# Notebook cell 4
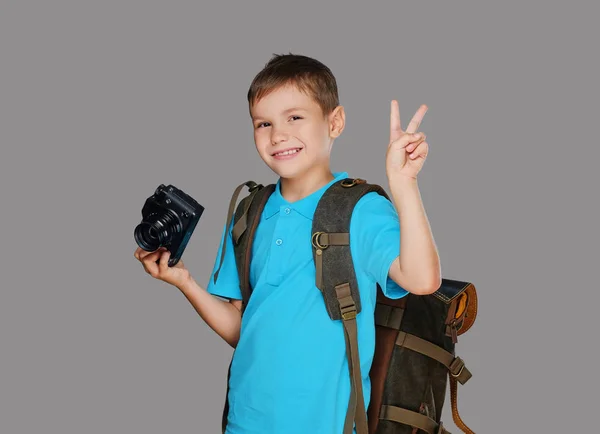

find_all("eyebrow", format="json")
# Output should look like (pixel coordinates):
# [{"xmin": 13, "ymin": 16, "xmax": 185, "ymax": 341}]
[
  {"xmin": 282, "ymin": 107, "xmax": 307, "ymax": 114},
  {"xmin": 252, "ymin": 107, "xmax": 307, "ymax": 121}
]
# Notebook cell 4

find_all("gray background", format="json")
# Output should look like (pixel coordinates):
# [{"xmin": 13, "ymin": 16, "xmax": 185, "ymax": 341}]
[{"xmin": 1, "ymin": 1, "xmax": 597, "ymax": 433}]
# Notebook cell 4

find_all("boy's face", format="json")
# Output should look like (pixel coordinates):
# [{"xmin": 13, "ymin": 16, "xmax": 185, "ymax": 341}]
[{"xmin": 249, "ymin": 83, "xmax": 344, "ymax": 179}]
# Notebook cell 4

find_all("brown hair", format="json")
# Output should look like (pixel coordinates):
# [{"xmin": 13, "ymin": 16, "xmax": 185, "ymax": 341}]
[{"xmin": 247, "ymin": 53, "xmax": 339, "ymax": 118}]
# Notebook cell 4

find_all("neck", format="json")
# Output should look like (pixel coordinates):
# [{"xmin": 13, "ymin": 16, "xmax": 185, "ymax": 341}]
[{"xmin": 279, "ymin": 166, "xmax": 335, "ymax": 202}]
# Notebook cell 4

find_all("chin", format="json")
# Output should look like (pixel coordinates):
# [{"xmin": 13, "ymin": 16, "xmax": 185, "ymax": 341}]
[
  {"xmin": 270, "ymin": 166, "xmax": 299, "ymax": 179},
  {"xmin": 267, "ymin": 162, "xmax": 305, "ymax": 180}
]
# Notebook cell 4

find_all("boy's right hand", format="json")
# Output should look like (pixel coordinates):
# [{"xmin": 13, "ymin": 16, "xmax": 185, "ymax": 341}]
[{"xmin": 134, "ymin": 246, "xmax": 192, "ymax": 289}]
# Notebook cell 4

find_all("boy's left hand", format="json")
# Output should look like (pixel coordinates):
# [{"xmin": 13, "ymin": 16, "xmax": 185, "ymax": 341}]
[{"xmin": 386, "ymin": 100, "xmax": 429, "ymax": 180}]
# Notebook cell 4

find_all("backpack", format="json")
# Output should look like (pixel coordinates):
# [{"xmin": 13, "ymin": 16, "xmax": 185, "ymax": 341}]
[{"xmin": 214, "ymin": 177, "xmax": 478, "ymax": 434}]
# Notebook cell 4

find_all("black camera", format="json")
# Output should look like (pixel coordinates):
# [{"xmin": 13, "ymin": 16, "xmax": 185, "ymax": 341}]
[{"xmin": 134, "ymin": 184, "xmax": 204, "ymax": 267}]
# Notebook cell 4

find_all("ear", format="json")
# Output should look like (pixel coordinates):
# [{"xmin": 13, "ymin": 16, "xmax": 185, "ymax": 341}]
[{"xmin": 329, "ymin": 105, "xmax": 345, "ymax": 138}]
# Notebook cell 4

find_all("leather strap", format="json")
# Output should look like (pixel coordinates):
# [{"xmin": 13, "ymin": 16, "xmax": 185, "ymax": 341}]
[
  {"xmin": 374, "ymin": 303, "xmax": 405, "ymax": 330},
  {"xmin": 379, "ymin": 405, "xmax": 445, "ymax": 434},
  {"xmin": 313, "ymin": 231, "xmax": 349, "ymax": 291},
  {"xmin": 395, "ymin": 331, "xmax": 472, "ymax": 385},
  {"xmin": 232, "ymin": 186, "xmax": 261, "ymax": 244},
  {"xmin": 395, "ymin": 331, "xmax": 476, "ymax": 433},
  {"xmin": 213, "ymin": 181, "xmax": 260, "ymax": 283},
  {"xmin": 315, "ymin": 247, "xmax": 323, "ymax": 289},
  {"xmin": 450, "ymin": 374, "xmax": 476, "ymax": 433},
  {"xmin": 314, "ymin": 232, "xmax": 349, "ymax": 246},
  {"xmin": 335, "ymin": 283, "xmax": 368, "ymax": 434}
]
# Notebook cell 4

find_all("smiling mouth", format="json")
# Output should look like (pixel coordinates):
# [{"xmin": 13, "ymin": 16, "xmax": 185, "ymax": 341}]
[{"xmin": 272, "ymin": 148, "xmax": 302, "ymax": 157}]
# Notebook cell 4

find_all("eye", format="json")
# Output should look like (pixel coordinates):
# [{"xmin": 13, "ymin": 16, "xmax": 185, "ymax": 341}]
[
  {"xmin": 256, "ymin": 122, "xmax": 270, "ymax": 129},
  {"xmin": 290, "ymin": 116, "xmax": 302, "ymax": 121}
]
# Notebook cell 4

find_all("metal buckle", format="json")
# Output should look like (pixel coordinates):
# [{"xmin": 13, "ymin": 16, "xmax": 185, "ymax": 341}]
[
  {"xmin": 312, "ymin": 231, "xmax": 329, "ymax": 249},
  {"xmin": 340, "ymin": 178, "xmax": 366, "ymax": 188},
  {"xmin": 342, "ymin": 310, "xmax": 357, "ymax": 320}
]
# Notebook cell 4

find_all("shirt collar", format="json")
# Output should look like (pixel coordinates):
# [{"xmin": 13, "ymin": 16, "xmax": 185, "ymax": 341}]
[{"xmin": 262, "ymin": 171, "xmax": 349, "ymax": 220}]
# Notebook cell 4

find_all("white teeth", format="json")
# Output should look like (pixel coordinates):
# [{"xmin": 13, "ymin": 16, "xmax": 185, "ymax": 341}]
[{"xmin": 275, "ymin": 148, "xmax": 300, "ymax": 156}]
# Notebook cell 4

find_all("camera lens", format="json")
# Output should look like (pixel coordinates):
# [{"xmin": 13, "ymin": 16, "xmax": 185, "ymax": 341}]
[
  {"xmin": 134, "ymin": 209, "xmax": 182, "ymax": 251},
  {"xmin": 134, "ymin": 222, "xmax": 160, "ymax": 251},
  {"xmin": 148, "ymin": 227, "xmax": 158, "ymax": 240}
]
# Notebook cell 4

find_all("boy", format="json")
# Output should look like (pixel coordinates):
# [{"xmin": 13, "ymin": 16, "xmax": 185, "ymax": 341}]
[{"xmin": 134, "ymin": 53, "xmax": 441, "ymax": 433}]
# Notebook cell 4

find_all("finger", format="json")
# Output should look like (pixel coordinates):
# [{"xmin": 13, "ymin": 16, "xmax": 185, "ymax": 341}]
[
  {"xmin": 142, "ymin": 250, "xmax": 163, "ymax": 269},
  {"xmin": 406, "ymin": 133, "xmax": 426, "ymax": 152},
  {"xmin": 158, "ymin": 249, "xmax": 171, "ymax": 274},
  {"xmin": 137, "ymin": 249, "xmax": 150, "ymax": 260},
  {"xmin": 143, "ymin": 252, "xmax": 161, "ymax": 276},
  {"xmin": 405, "ymin": 104, "xmax": 428, "ymax": 134},
  {"xmin": 392, "ymin": 132, "xmax": 424, "ymax": 150},
  {"xmin": 138, "ymin": 246, "xmax": 167, "ymax": 261},
  {"xmin": 409, "ymin": 141, "xmax": 429, "ymax": 159},
  {"xmin": 390, "ymin": 100, "xmax": 404, "ymax": 143},
  {"xmin": 138, "ymin": 248, "xmax": 158, "ymax": 261},
  {"xmin": 134, "ymin": 246, "xmax": 158, "ymax": 258},
  {"xmin": 148, "ymin": 249, "xmax": 165, "ymax": 267}
]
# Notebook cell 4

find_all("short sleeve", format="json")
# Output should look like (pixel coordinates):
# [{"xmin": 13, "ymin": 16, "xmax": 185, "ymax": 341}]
[
  {"xmin": 350, "ymin": 192, "xmax": 408, "ymax": 299},
  {"xmin": 206, "ymin": 216, "xmax": 242, "ymax": 300}
]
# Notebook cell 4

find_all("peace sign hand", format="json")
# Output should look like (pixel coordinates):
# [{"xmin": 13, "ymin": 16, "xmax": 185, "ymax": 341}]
[{"xmin": 385, "ymin": 100, "xmax": 429, "ymax": 181}]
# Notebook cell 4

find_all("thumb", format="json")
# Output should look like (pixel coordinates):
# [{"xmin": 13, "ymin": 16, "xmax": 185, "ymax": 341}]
[{"xmin": 158, "ymin": 248, "xmax": 171, "ymax": 273}]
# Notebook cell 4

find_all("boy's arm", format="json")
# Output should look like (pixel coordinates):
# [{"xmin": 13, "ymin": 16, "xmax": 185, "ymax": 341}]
[
  {"xmin": 176, "ymin": 276, "xmax": 242, "ymax": 348},
  {"xmin": 351, "ymin": 190, "xmax": 438, "ymax": 298},
  {"xmin": 176, "ymin": 213, "xmax": 244, "ymax": 348},
  {"xmin": 388, "ymin": 176, "xmax": 441, "ymax": 295},
  {"xmin": 385, "ymin": 101, "xmax": 440, "ymax": 294}
]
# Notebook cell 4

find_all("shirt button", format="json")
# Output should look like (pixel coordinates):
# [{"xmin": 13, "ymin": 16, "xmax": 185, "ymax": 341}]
[
  {"xmin": 284, "ymin": 208, "xmax": 291, "ymax": 214},
  {"xmin": 275, "ymin": 238, "xmax": 283, "ymax": 246}
]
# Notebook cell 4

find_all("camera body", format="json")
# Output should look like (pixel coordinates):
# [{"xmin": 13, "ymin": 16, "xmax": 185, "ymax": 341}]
[{"xmin": 134, "ymin": 184, "xmax": 204, "ymax": 267}]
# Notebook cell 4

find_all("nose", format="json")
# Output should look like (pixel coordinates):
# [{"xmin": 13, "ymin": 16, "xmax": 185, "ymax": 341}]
[{"xmin": 270, "ymin": 125, "xmax": 289, "ymax": 145}]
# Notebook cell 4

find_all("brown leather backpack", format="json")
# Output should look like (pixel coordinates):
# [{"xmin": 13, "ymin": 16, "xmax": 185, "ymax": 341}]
[{"xmin": 215, "ymin": 177, "xmax": 478, "ymax": 434}]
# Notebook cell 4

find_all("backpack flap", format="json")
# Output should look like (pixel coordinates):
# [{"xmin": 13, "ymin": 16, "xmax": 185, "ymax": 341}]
[{"xmin": 433, "ymin": 279, "xmax": 478, "ymax": 344}]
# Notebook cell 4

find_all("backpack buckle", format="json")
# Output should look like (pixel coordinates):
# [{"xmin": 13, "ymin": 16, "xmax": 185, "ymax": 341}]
[
  {"xmin": 342, "ymin": 309, "xmax": 357, "ymax": 320},
  {"xmin": 247, "ymin": 181, "xmax": 263, "ymax": 193},
  {"xmin": 341, "ymin": 178, "xmax": 366, "ymax": 187},
  {"xmin": 449, "ymin": 356, "xmax": 465, "ymax": 378},
  {"xmin": 312, "ymin": 231, "xmax": 329, "ymax": 249}
]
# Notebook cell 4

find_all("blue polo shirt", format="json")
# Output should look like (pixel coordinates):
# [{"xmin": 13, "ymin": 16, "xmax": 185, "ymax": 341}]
[{"xmin": 206, "ymin": 171, "xmax": 408, "ymax": 434}]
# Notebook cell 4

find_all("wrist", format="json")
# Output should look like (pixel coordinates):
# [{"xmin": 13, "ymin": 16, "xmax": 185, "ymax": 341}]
[
  {"xmin": 388, "ymin": 174, "xmax": 418, "ymax": 189},
  {"xmin": 388, "ymin": 175, "xmax": 420, "ymax": 207},
  {"xmin": 177, "ymin": 274, "xmax": 197, "ymax": 293}
]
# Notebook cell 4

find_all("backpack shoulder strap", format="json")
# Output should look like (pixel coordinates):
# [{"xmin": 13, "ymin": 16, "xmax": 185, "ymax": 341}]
[
  {"xmin": 217, "ymin": 181, "xmax": 274, "ymax": 434},
  {"xmin": 232, "ymin": 182, "xmax": 275, "ymax": 310},
  {"xmin": 311, "ymin": 177, "xmax": 388, "ymax": 320},
  {"xmin": 213, "ymin": 180, "xmax": 275, "ymax": 311},
  {"xmin": 311, "ymin": 176, "xmax": 388, "ymax": 434}
]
